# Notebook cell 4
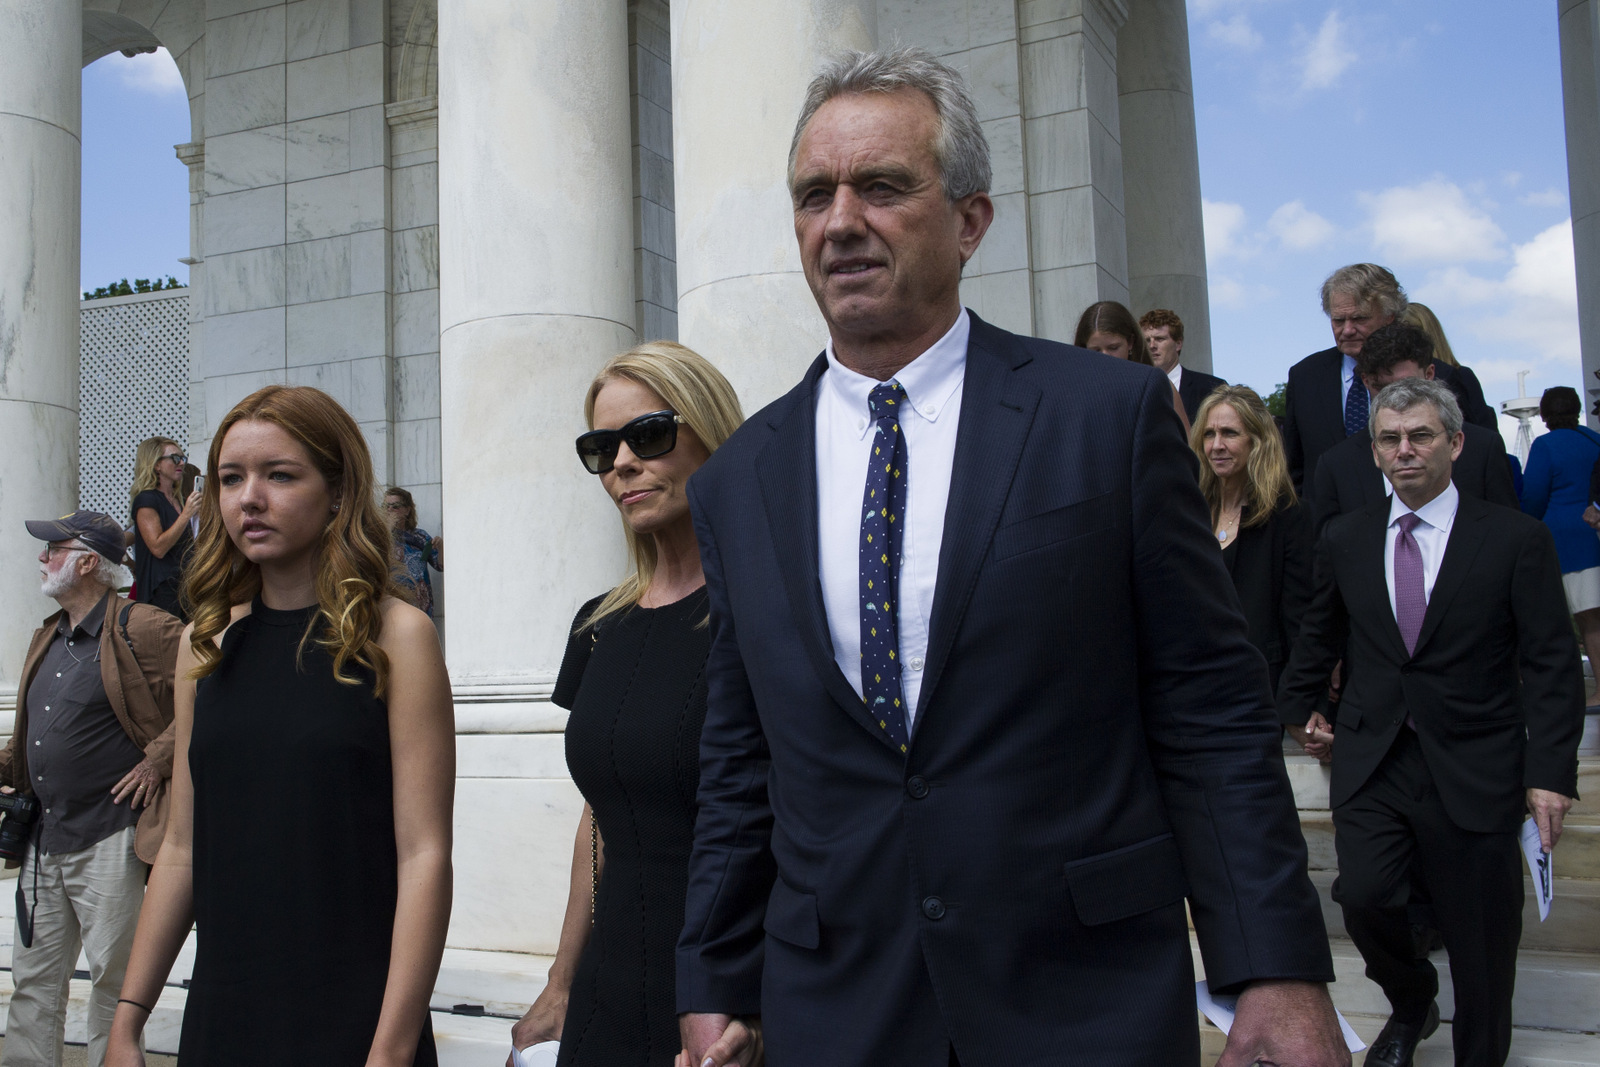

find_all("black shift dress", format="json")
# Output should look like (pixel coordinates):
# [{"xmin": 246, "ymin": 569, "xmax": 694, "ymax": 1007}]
[
  {"xmin": 182, "ymin": 599, "xmax": 437, "ymax": 1066},
  {"xmin": 553, "ymin": 588, "xmax": 709, "ymax": 1067}
]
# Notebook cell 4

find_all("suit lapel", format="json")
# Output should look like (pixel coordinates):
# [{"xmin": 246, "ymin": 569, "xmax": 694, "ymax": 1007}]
[
  {"xmin": 1318, "ymin": 349, "xmax": 1347, "ymax": 436},
  {"xmin": 755, "ymin": 356, "xmax": 904, "ymax": 754},
  {"xmin": 1357, "ymin": 503, "xmax": 1411, "ymax": 661},
  {"xmin": 1350, "ymin": 431, "xmax": 1387, "ymax": 507},
  {"xmin": 915, "ymin": 317, "xmax": 1040, "ymax": 726},
  {"xmin": 1412, "ymin": 497, "xmax": 1488, "ymax": 657}
]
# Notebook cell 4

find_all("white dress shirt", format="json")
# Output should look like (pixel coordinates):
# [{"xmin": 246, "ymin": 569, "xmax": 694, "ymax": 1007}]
[
  {"xmin": 816, "ymin": 309, "xmax": 969, "ymax": 727},
  {"xmin": 1384, "ymin": 481, "xmax": 1459, "ymax": 620},
  {"xmin": 1166, "ymin": 364, "xmax": 1183, "ymax": 390},
  {"xmin": 1340, "ymin": 353, "xmax": 1360, "ymax": 415}
]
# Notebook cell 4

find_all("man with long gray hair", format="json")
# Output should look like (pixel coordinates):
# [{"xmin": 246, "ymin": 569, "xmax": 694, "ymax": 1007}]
[
  {"xmin": 677, "ymin": 47, "xmax": 1344, "ymax": 1067},
  {"xmin": 1280, "ymin": 379, "xmax": 1582, "ymax": 1067},
  {"xmin": 0, "ymin": 512, "xmax": 182, "ymax": 1067}
]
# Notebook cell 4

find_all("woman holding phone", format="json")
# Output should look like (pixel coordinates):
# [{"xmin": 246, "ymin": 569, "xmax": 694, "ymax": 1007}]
[
  {"xmin": 129, "ymin": 436, "xmax": 201, "ymax": 618},
  {"xmin": 107, "ymin": 385, "xmax": 454, "ymax": 1066}
]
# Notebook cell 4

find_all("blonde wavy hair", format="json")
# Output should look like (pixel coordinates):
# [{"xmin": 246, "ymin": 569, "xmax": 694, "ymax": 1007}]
[
  {"xmin": 184, "ymin": 386, "xmax": 400, "ymax": 696},
  {"xmin": 130, "ymin": 436, "xmax": 180, "ymax": 518},
  {"xmin": 1189, "ymin": 385, "xmax": 1296, "ymax": 531},
  {"xmin": 581, "ymin": 342, "xmax": 744, "ymax": 631},
  {"xmin": 1400, "ymin": 302, "xmax": 1458, "ymax": 368}
]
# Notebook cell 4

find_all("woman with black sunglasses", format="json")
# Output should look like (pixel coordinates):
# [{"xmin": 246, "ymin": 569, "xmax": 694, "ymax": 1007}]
[
  {"xmin": 129, "ymin": 436, "xmax": 201, "ymax": 619},
  {"xmin": 508, "ymin": 342, "xmax": 750, "ymax": 1067}
]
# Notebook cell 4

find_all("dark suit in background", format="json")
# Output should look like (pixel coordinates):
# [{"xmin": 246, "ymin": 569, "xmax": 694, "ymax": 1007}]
[
  {"xmin": 1278, "ymin": 495, "xmax": 1584, "ymax": 1065},
  {"xmin": 1176, "ymin": 366, "xmax": 1228, "ymax": 424},
  {"xmin": 1282, "ymin": 347, "xmax": 1348, "ymax": 504},
  {"xmin": 1311, "ymin": 424, "xmax": 1518, "ymax": 536},
  {"xmin": 1440, "ymin": 362, "xmax": 1497, "ymax": 431},
  {"xmin": 1222, "ymin": 500, "xmax": 1312, "ymax": 695},
  {"xmin": 679, "ymin": 315, "xmax": 1333, "ymax": 1065}
]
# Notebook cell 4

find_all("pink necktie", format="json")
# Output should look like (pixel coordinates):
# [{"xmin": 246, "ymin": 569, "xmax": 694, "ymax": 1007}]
[{"xmin": 1394, "ymin": 513, "xmax": 1426, "ymax": 658}]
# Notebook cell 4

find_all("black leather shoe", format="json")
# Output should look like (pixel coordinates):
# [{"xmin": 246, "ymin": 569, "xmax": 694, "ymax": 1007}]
[{"xmin": 1365, "ymin": 1001, "xmax": 1440, "ymax": 1067}]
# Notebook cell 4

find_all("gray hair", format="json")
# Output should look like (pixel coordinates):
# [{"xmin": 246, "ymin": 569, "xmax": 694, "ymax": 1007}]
[
  {"xmin": 788, "ymin": 47, "xmax": 992, "ymax": 200},
  {"xmin": 1321, "ymin": 263, "xmax": 1408, "ymax": 319},
  {"xmin": 1369, "ymin": 377, "xmax": 1463, "ymax": 439}
]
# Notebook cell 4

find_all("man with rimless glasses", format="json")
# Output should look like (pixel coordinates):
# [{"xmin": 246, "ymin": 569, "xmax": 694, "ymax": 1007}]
[
  {"xmin": 675, "ymin": 47, "xmax": 1342, "ymax": 1067},
  {"xmin": 1279, "ymin": 378, "xmax": 1582, "ymax": 1067}
]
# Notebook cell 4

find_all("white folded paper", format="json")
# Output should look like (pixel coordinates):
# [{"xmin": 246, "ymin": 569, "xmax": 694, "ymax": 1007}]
[
  {"xmin": 1520, "ymin": 815, "xmax": 1554, "ymax": 922},
  {"xmin": 1196, "ymin": 980, "xmax": 1366, "ymax": 1054},
  {"xmin": 511, "ymin": 1041, "xmax": 560, "ymax": 1067}
]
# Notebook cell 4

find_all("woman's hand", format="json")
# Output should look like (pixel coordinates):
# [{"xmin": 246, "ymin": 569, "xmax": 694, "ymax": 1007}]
[
  {"xmin": 506, "ymin": 984, "xmax": 567, "ymax": 1064},
  {"xmin": 180, "ymin": 488, "xmax": 203, "ymax": 518},
  {"xmin": 105, "ymin": 1010, "xmax": 148, "ymax": 1067}
]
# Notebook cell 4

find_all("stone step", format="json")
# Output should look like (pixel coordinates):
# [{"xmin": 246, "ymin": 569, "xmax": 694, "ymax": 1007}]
[
  {"xmin": 1200, "ymin": 1014, "xmax": 1600, "ymax": 1066},
  {"xmin": 1295, "ymin": 810, "xmax": 1600, "ymax": 881},
  {"xmin": 431, "ymin": 946, "xmax": 554, "ymax": 1018},
  {"xmin": 433, "ymin": 1009, "xmax": 522, "ymax": 1067},
  {"xmin": 0, "ymin": 971, "xmax": 187, "ymax": 1055},
  {"xmin": 1284, "ymin": 753, "xmax": 1600, "ymax": 816}
]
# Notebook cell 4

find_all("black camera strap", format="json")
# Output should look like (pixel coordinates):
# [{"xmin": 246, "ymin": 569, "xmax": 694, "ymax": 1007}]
[{"xmin": 14, "ymin": 835, "xmax": 38, "ymax": 949}]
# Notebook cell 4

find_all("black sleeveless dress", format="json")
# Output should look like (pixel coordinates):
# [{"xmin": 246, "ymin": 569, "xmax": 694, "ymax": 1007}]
[
  {"xmin": 182, "ymin": 598, "xmax": 438, "ymax": 1066},
  {"xmin": 552, "ymin": 588, "xmax": 710, "ymax": 1067}
]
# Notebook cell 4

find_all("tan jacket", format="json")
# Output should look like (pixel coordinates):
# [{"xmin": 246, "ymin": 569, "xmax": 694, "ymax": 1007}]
[{"xmin": 0, "ymin": 594, "xmax": 183, "ymax": 864}]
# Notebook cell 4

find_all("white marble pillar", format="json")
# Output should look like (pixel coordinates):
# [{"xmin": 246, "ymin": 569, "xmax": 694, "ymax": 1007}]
[
  {"xmin": 1018, "ymin": 0, "xmax": 1131, "ymax": 343},
  {"xmin": 1117, "ymin": 0, "xmax": 1213, "ymax": 372},
  {"xmin": 0, "ymin": 0, "xmax": 82, "ymax": 705},
  {"xmin": 1560, "ymin": 0, "xmax": 1600, "ymax": 423},
  {"xmin": 671, "ymin": 0, "xmax": 876, "ymax": 411},
  {"xmin": 437, "ymin": 0, "xmax": 636, "ymax": 953}
]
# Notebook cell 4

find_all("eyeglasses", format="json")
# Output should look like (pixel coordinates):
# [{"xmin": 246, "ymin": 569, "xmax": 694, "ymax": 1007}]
[
  {"xmin": 44, "ymin": 543, "xmax": 89, "ymax": 559},
  {"xmin": 1374, "ymin": 429, "xmax": 1444, "ymax": 453},
  {"xmin": 161, "ymin": 453, "xmax": 186, "ymax": 465},
  {"xmin": 575, "ymin": 411, "xmax": 686, "ymax": 474}
]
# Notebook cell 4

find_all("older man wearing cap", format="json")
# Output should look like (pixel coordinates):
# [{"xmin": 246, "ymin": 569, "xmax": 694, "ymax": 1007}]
[{"xmin": 0, "ymin": 512, "xmax": 182, "ymax": 1067}]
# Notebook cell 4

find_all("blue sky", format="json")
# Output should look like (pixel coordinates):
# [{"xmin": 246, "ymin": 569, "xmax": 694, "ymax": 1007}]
[
  {"xmin": 84, "ymin": 5, "xmax": 1579, "ymax": 442},
  {"xmin": 1190, "ymin": 0, "xmax": 1577, "ymax": 444}
]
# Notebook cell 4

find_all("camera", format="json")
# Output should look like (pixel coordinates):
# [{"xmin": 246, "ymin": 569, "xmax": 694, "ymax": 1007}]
[{"xmin": 0, "ymin": 792, "xmax": 40, "ymax": 863}]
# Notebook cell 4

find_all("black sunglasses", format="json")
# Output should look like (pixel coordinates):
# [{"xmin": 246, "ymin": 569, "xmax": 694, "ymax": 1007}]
[{"xmin": 576, "ymin": 410, "xmax": 685, "ymax": 474}]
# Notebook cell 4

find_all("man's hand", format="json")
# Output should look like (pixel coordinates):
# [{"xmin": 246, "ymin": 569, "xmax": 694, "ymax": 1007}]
[
  {"xmin": 1527, "ymin": 788, "xmax": 1574, "ymax": 853},
  {"xmin": 1217, "ymin": 979, "xmax": 1349, "ymax": 1067},
  {"xmin": 679, "ymin": 1013, "xmax": 761, "ymax": 1067},
  {"xmin": 111, "ymin": 759, "xmax": 162, "ymax": 809},
  {"xmin": 1293, "ymin": 712, "xmax": 1335, "ymax": 763}
]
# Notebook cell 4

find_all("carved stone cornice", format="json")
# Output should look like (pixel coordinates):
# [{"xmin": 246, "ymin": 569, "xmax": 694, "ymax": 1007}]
[{"xmin": 387, "ymin": 96, "xmax": 439, "ymax": 130}]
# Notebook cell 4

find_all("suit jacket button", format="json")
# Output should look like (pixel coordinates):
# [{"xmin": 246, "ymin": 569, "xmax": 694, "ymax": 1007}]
[
  {"xmin": 906, "ymin": 775, "xmax": 929, "ymax": 799},
  {"xmin": 922, "ymin": 896, "xmax": 946, "ymax": 920}
]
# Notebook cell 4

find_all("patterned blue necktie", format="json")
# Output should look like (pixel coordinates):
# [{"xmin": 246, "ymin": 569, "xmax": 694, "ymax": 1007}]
[
  {"xmin": 1343, "ymin": 375, "xmax": 1369, "ymax": 438},
  {"xmin": 860, "ymin": 381, "xmax": 909, "ymax": 754}
]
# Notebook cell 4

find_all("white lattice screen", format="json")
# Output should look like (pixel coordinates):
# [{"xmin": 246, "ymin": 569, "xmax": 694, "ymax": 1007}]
[{"xmin": 78, "ymin": 291, "xmax": 191, "ymax": 523}]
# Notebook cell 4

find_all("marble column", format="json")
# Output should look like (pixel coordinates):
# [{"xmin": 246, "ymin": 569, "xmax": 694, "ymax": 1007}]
[
  {"xmin": 671, "ymin": 0, "xmax": 876, "ymax": 411},
  {"xmin": 1018, "ymin": 0, "xmax": 1131, "ymax": 343},
  {"xmin": 1560, "ymin": 0, "xmax": 1600, "ymax": 422},
  {"xmin": 0, "ymin": 0, "xmax": 82, "ymax": 705},
  {"xmin": 1117, "ymin": 0, "xmax": 1213, "ymax": 372},
  {"xmin": 438, "ymin": 0, "xmax": 636, "ymax": 952}
]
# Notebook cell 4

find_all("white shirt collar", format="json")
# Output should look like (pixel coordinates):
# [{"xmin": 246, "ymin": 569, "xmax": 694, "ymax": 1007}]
[
  {"xmin": 1166, "ymin": 364, "xmax": 1183, "ymax": 388},
  {"xmin": 823, "ymin": 309, "xmax": 970, "ymax": 438},
  {"xmin": 1387, "ymin": 479, "xmax": 1459, "ymax": 532}
]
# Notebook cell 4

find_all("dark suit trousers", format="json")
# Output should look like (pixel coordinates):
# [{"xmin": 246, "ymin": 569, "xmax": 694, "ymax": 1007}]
[{"xmin": 1332, "ymin": 729, "xmax": 1523, "ymax": 1067}]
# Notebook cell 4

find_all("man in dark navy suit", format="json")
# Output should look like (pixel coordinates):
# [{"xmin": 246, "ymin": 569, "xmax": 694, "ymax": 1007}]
[
  {"xmin": 1282, "ymin": 264, "xmax": 1407, "ymax": 506},
  {"xmin": 1141, "ymin": 308, "xmax": 1226, "ymax": 423},
  {"xmin": 1312, "ymin": 323, "xmax": 1517, "ymax": 536},
  {"xmin": 677, "ymin": 48, "xmax": 1344, "ymax": 1067}
]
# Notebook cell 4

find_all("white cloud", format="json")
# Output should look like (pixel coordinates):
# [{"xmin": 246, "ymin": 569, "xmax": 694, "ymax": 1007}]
[
  {"xmin": 1363, "ymin": 179, "xmax": 1505, "ymax": 263},
  {"xmin": 1299, "ymin": 11, "xmax": 1356, "ymax": 91},
  {"xmin": 1519, "ymin": 187, "xmax": 1569, "ymax": 209},
  {"xmin": 1267, "ymin": 200, "xmax": 1336, "ymax": 250},
  {"xmin": 1412, "ymin": 220, "xmax": 1579, "ymax": 390},
  {"xmin": 1208, "ymin": 275, "xmax": 1277, "ymax": 311},
  {"xmin": 1208, "ymin": 15, "xmax": 1264, "ymax": 50},
  {"xmin": 1202, "ymin": 199, "xmax": 1253, "ymax": 260},
  {"xmin": 110, "ymin": 48, "xmax": 184, "ymax": 96}
]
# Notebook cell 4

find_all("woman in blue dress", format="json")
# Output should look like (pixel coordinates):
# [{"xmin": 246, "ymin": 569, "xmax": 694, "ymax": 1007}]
[
  {"xmin": 384, "ymin": 486, "xmax": 443, "ymax": 616},
  {"xmin": 1521, "ymin": 385, "xmax": 1600, "ymax": 681}
]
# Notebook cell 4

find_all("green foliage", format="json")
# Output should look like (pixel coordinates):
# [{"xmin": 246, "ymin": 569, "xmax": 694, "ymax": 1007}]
[
  {"xmin": 1263, "ymin": 382, "xmax": 1288, "ymax": 418},
  {"xmin": 82, "ymin": 275, "xmax": 186, "ymax": 301}
]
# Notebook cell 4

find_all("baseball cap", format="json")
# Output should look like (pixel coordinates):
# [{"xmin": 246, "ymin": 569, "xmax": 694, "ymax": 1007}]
[{"xmin": 26, "ymin": 511, "xmax": 129, "ymax": 566}]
